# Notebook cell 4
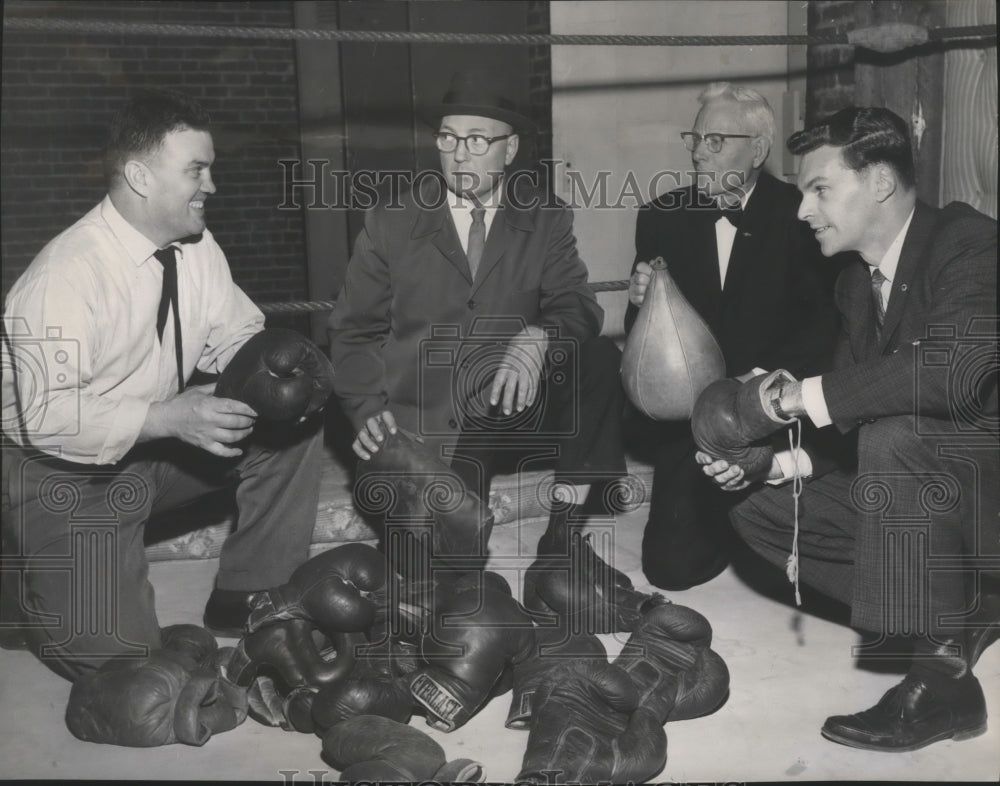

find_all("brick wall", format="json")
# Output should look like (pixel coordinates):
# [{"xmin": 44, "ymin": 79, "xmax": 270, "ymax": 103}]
[
  {"xmin": 806, "ymin": 0, "xmax": 857, "ymax": 124},
  {"xmin": 1, "ymin": 0, "xmax": 307, "ymax": 309}
]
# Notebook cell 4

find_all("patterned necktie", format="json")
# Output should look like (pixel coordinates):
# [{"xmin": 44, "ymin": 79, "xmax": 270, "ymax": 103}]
[
  {"xmin": 154, "ymin": 247, "xmax": 185, "ymax": 393},
  {"xmin": 870, "ymin": 267, "xmax": 887, "ymax": 339},
  {"xmin": 467, "ymin": 206, "xmax": 486, "ymax": 281}
]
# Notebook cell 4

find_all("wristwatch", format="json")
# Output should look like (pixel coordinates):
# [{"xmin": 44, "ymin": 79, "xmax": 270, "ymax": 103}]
[{"xmin": 771, "ymin": 383, "xmax": 791, "ymax": 421}]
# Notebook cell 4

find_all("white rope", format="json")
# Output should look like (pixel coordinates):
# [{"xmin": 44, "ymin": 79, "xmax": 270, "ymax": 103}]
[{"xmin": 784, "ymin": 420, "xmax": 804, "ymax": 606}]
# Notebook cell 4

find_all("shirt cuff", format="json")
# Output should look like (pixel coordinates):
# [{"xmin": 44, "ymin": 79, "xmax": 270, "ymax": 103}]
[
  {"xmin": 801, "ymin": 375, "xmax": 832, "ymax": 428},
  {"xmin": 765, "ymin": 447, "xmax": 814, "ymax": 486}
]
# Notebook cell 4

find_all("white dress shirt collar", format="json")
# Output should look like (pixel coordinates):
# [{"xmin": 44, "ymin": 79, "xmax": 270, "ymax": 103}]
[
  {"xmin": 100, "ymin": 196, "xmax": 167, "ymax": 267},
  {"xmin": 868, "ymin": 206, "xmax": 915, "ymax": 284}
]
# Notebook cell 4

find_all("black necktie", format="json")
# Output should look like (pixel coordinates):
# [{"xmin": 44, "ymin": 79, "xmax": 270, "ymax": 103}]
[
  {"xmin": 467, "ymin": 206, "xmax": 486, "ymax": 280},
  {"xmin": 870, "ymin": 267, "xmax": 887, "ymax": 339},
  {"xmin": 154, "ymin": 247, "xmax": 184, "ymax": 393},
  {"xmin": 717, "ymin": 202, "xmax": 743, "ymax": 228}
]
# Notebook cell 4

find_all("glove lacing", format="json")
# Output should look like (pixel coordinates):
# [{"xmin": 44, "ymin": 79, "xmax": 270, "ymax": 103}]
[{"xmin": 784, "ymin": 420, "xmax": 804, "ymax": 606}]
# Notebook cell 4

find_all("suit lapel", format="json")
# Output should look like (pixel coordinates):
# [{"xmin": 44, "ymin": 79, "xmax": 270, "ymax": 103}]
[
  {"xmin": 878, "ymin": 201, "xmax": 933, "ymax": 352},
  {"xmin": 471, "ymin": 189, "xmax": 535, "ymax": 294},
  {"xmin": 694, "ymin": 204, "xmax": 723, "ymax": 297},
  {"xmin": 412, "ymin": 180, "xmax": 473, "ymax": 284},
  {"xmin": 844, "ymin": 260, "xmax": 881, "ymax": 360},
  {"xmin": 722, "ymin": 174, "xmax": 773, "ymax": 299}
]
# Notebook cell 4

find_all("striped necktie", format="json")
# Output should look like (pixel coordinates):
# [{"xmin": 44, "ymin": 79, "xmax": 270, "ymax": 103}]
[
  {"xmin": 870, "ymin": 267, "xmax": 887, "ymax": 339},
  {"xmin": 467, "ymin": 206, "xmax": 486, "ymax": 281}
]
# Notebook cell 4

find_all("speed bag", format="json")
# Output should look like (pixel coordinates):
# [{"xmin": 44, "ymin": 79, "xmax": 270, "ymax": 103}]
[{"xmin": 621, "ymin": 257, "xmax": 725, "ymax": 420}]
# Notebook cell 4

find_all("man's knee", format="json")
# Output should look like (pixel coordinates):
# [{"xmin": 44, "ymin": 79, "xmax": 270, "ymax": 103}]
[
  {"xmin": 577, "ymin": 336, "xmax": 624, "ymax": 394},
  {"xmin": 730, "ymin": 487, "xmax": 786, "ymax": 544},
  {"xmin": 580, "ymin": 335, "xmax": 621, "ymax": 368},
  {"xmin": 859, "ymin": 415, "xmax": 939, "ymax": 469}
]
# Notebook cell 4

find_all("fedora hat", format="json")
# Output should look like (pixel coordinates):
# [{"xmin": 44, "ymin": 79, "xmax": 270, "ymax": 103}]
[{"xmin": 423, "ymin": 69, "xmax": 536, "ymax": 134}]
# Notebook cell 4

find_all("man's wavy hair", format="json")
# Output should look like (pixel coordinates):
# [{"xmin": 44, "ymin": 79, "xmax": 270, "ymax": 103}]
[
  {"xmin": 105, "ymin": 89, "xmax": 211, "ymax": 184},
  {"xmin": 787, "ymin": 107, "xmax": 915, "ymax": 189}
]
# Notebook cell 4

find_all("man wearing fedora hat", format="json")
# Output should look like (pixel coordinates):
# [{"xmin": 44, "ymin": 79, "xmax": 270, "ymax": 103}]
[{"xmin": 328, "ymin": 69, "xmax": 651, "ymax": 621}]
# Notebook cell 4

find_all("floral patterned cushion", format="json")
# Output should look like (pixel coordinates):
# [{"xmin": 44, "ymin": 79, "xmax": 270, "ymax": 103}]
[{"xmin": 144, "ymin": 457, "xmax": 654, "ymax": 562}]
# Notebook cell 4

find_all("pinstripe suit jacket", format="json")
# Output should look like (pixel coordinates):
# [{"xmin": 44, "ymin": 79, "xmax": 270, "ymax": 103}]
[{"xmin": 821, "ymin": 200, "xmax": 997, "ymax": 434}]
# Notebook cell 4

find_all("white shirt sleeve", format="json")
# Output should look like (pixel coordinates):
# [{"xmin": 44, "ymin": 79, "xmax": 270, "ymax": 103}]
[
  {"xmin": 801, "ymin": 374, "xmax": 832, "ymax": 427},
  {"xmin": 765, "ymin": 446, "xmax": 814, "ymax": 486}
]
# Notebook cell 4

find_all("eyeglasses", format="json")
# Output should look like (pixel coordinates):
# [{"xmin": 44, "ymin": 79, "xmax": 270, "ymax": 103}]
[
  {"xmin": 680, "ymin": 132, "xmax": 755, "ymax": 153},
  {"xmin": 434, "ymin": 132, "xmax": 511, "ymax": 156}
]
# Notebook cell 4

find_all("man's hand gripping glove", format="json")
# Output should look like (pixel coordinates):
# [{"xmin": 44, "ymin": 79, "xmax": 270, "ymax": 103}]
[
  {"xmin": 613, "ymin": 602, "xmax": 730, "ymax": 723},
  {"xmin": 65, "ymin": 624, "xmax": 248, "ymax": 747},
  {"xmin": 692, "ymin": 369, "xmax": 797, "ymax": 477},
  {"xmin": 215, "ymin": 327, "xmax": 335, "ymax": 421},
  {"xmin": 516, "ymin": 660, "xmax": 667, "ymax": 784}
]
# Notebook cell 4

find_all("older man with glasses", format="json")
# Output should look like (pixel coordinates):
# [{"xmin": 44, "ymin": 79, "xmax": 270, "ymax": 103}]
[
  {"xmin": 626, "ymin": 82, "xmax": 844, "ymax": 592},
  {"xmin": 328, "ymin": 70, "xmax": 650, "ymax": 627}
]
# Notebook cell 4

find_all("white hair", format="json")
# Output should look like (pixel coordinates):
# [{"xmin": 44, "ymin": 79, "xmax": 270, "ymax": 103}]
[{"xmin": 697, "ymin": 82, "xmax": 775, "ymax": 144}]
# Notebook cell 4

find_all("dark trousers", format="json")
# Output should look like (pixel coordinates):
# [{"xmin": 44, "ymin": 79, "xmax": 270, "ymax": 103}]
[
  {"xmin": 447, "ymin": 335, "xmax": 627, "ymax": 503},
  {"xmin": 730, "ymin": 415, "xmax": 1000, "ymax": 654},
  {"xmin": 639, "ymin": 419, "xmax": 740, "ymax": 590},
  {"xmin": 1, "ymin": 422, "xmax": 323, "ymax": 680}
]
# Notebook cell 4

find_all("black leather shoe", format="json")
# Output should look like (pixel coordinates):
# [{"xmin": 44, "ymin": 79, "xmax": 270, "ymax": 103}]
[
  {"xmin": 821, "ymin": 673, "xmax": 987, "ymax": 752},
  {"xmin": 204, "ymin": 588, "xmax": 260, "ymax": 638}
]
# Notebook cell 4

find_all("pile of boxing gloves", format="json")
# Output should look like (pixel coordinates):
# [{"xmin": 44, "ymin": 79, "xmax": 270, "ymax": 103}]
[{"xmin": 63, "ymin": 329, "xmax": 733, "ymax": 782}]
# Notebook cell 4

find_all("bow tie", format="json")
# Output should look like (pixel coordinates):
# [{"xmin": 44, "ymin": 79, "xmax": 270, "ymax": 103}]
[{"xmin": 716, "ymin": 202, "xmax": 743, "ymax": 227}]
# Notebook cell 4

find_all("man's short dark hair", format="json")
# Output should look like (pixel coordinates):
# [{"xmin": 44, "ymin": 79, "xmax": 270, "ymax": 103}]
[
  {"xmin": 787, "ymin": 107, "xmax": 915, "ymax": 189},
  {"xmin": 105, "ymin": 89, "xmax": 211, "ymax": 183}
]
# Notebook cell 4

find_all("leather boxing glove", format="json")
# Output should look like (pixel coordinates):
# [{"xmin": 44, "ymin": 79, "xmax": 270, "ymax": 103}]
[
  {"xmin": 159, "ymin": 623, "xmax": 220, "ymax": 668},
  {"xmin": 691, "ymin": 369, "xmax": 797, "ymax": 476},
  {"xmin": 66, "ymin": 648, "xmax": 248, "ymax": 747},
  {"xmin": 612, "ymin": 602, "xmax": 729, "ymax": 723},
  {"xmin": 228, "ymin": 620, "xmax": 356, "ymax": 691},
  {"xmin": 517, "ymin": 660, "xmax": 667, "ymax": 784},
  {"xmin": 246, "ymin": 543, "xmax": 386, "ymax": 635},
  {"xmin": 246, "ymin": 675, "xmax": 318, "ymax": 733},
  {"xmin": 215, "ymin": 328, "xmax": 335, "ymax": 421},
  {"xmin": 523, "ymin": 531, "xmax": 669, "ymax": 634},
  {"xmin": 228, "ymin": 623, "xmax": 356, "ymax": 731},
  {"xmin": 506, "ymin": 627, "xmax": 608, "ymax": 729},
  {"xmin": 311, "ymin": 671, "xmax": 413, "ymax": 730},
  {"xmin": 322, "ymin": 715, "xmax": 485, "ymax": 782},
  {"xmin": 355, "ymin": 429, "xmax": 494, "ymax": 583},
  {"xmin": 408, "ymin": 583, "xmax": 537, "ymax": 731}
]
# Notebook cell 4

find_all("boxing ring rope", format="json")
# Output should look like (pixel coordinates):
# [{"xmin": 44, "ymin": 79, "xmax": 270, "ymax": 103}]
[
  {"xmin": 255, "ymin": 280, "xmax": 630, "ymax": 317},
  {"xmin": 6, "ymin": 14, "xmax": 995, "ymax": 318},
  {"xmin": 5, "ymin": 17, "xmax": 996, "ymax": 50}
]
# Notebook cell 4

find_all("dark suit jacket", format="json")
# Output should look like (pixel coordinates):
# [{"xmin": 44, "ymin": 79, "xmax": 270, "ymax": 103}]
[
  {"xmin": 328, "ymin": 175, "xmax": 602, "ymax": 453},
  {"xmin": 822, "ymin": 200, "xmax": 998, "ymax": 432},
  {"xmin": 627, "ymin": 171, "xmax": 841, "ymax": 378}
]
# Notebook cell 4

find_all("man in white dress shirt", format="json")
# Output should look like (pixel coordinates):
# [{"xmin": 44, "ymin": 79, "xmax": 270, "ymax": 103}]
[{"xmin": 1, "ymin": 89, "xmax": 323, "ymax": 679}]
